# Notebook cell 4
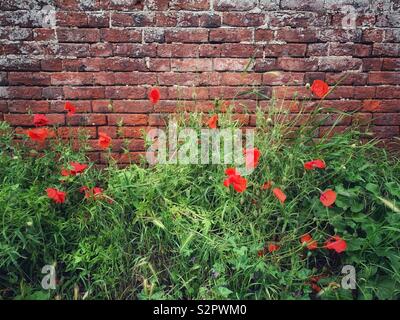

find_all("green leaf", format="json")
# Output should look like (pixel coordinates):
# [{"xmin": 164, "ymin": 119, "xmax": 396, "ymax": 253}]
[{"xmin": 365, "ymin": 183, "xmax": 380, "ymax": 196}]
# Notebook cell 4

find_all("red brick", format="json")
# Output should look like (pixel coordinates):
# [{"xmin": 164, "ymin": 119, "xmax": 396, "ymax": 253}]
[
  {"xmin": 57, "ymin": 28, "xmax": 100, "ymax": 43},
  {"xmin": 8, "ymin": 72, "xmax": 51, "ymax": 86},
  {"xmin": 50, "ymin": 100, "xmax": 91, "ymax": 113},
  {"xmin": 64, "ymin": 87, "xmax": 105, "ymax": 99},
  {"xmin": 221, "ymin": 73, "xmax": 262, "ymax": 86},
  {"xmin": 373, "ymin": 113, "xmax": 400, "ymax": 126},
  {"xmin": 368, "ymin": 72, "xmax": 400, "ymax": 85},
  {"xmin": 101, "ymin": 29, "xmax": 142, "ymax": 43},
  {"xmin": 382, "ymin": 58, "xmax": 400, "ymax": 71},
  {"xmin": 376, "ymin": 87, "xmax": 400, "ymax": 99},
  {"xmin": 210, "ymin": 28, "xmax": 253, "ymax": 43},
  {"xmin": 265, "ymin": 44, "xmax": 307, "ymax": 57},
  {"xmin": 4, "ymin": 114, "xmax": 65, "ymax": 126},
  {"xmin": 199, "ymin": 44, "xmax": 222, "ymax": 57},
  {"xmin": 51, "ymin": 73, "xmax": 93, "ymax": 85},
  {"xmin": 90, "ymin": 43, "xmax": 113, "ymax": 57},
  {"xmin": 371, "ymin": 126, "xmax": 399, "ymax": 139},
  {"xmin": 363, "ymin": 100, "xmax": 400, "ymax": 113},
  {"xmin": 158, "ymin": 73, "xmax": 199, "ymax": 86},
  {"xmin": 57, "ymin": 127, "xmax": 97, "ymax": 139},
  {"xmin": 223, "ymin": 13, "xmax": 265, "ymax": 27},
  {"xmin": 7, "ymin": 87, "xmax": 42, "ymax": 99},
  {"xmin": 155, "ymin": 12, "xmax": 178, "ymax": 27},
  {"xmin": 277, "ymin": 58, "xmax": 318, "ymax": 72},
  {"xmin": 56, "ymin": 11, "xmax": 88, "ymax": 27},
  {"xmin": 262, "ymin": 72, "xmax": 304, "ymax": 86},
  {"xmin": 108, "ymin": 114, "xmax": 148, "ymax": 126},
  {"xmin": 170, "ymin": 0, "xmax": 210, "ymax": 10},
  {"xmin": 214, "ymin": 58, "xmax": 253, "ymax": 71},
  {"xmin": 67, "ymin": 114, "xmax": 107, "ymax": 126},
  {"xmin": 220, "ymin": 44, "xmax": 264, "ymax": 58},
  {"xmin": 171, "ymin": 58, "xmax": 212, "ymax": 72},
  {"xmin": 33, "ymin": 28, "xmax": 56, "ymax": 41},
  {"xmin": 111, "ymin": 13, "xmax": 153, "ymax": 27},
  {"xmin": 165, "ymin": 29, "xmax": 209, "ymax": 43},
  {"xmin": 104, "ymin": 86, "xmax": 147, "ymax": 99},
  {"xmin": 112, "ymin": 100, "xmax": 152, "ymax": 113},
  {"xmin": 276, "ymin": 28, "xmax": 317, "ymax": 43},
  {"xmin": 157, "ymin": 44, "xmax": 199, "ymax": 57}
]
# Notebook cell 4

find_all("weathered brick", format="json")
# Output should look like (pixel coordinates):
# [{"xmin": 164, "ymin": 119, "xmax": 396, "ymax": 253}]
[
  {"xmin": 108, "ymin": 114, "xmax": 149, "ymax": 126},
  {"xmin": 101, "ymin": 29, "xmax": 142, "ymax": 43},
  {"xmin": 223, "ymin": 13, "xmax": 265, "ymax": 27},
  {"xmin": 171, "ymin": 58, "xmax": 213, "ymax": 72},
  {"xmin": 210, "ymin": 28, "xmax": 253, "ymax": 43},
  {"xmin": 214, "ymin": 58, "xmax": 254, "ymax": 71},
  {"xmin": 57, "ymin": 28, "xmax": 100, "ymax": 43}
]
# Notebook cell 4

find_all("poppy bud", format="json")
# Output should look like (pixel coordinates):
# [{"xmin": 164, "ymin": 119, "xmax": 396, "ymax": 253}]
[{"xmin": 305, "ymin": 83, "xmax": 310, "ymax": 89}]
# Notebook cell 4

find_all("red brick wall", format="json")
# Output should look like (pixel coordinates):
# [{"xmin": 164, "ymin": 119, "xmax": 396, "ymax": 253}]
[{"xmin": 1, "ymin": 0, "xmax": 399, "ymax": 163}]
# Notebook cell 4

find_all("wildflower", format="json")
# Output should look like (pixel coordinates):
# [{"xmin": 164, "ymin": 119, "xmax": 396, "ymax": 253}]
[
  {"xmin": 320, "ymin": 189, "xmax": 337, "ymax": 207},
  {"xmin": 80, "ymin": 186, "xmax": 104, "ymax": 200},
  {"xmin": 223, "ymin": 168, "xmax": 247, "ymax": 193},
  {"xmin": 304, "ymin": 159, "xmax": 326, "ymax": 170},
  {"xmin": 33, "ymin": 114, "xmax": 49, "ymax": 127},
  {"xmin": 46, "ymin": 188, "xmax": 66, "ymax": 204},
  {"xmin": 243, "ymin": 148, "xmax": 261, "ymax": 169},
  {"xmin": 272, "ymin": 187, "xmax": 286, "ymax": 204},
  {"xmin": 64, "ymin": 101, "xmax": 76, "ymax": 116},
  {"xmin": 268, "ymin": 243, "xmax": 280, "ymax": 253},
  {"xmin": 98, "ymin": 132, "xmax": 111, "ymax": 149},
  {"xmin": 61, "ymin": 162, "xmax": 88, "ymax": 176},
  {"xmin": 310, "ymin": 80, "xmax": 329, "ymax": 99},
  {"xmin": 148, "ymin": 88, "xmax": 161, "ymax": 104},
  {"xmin": 207, "ymin": 114, "xmax": 218, "ymax": 129},
  {"xmin": 300, "ymin": 234, "xmax": 318, "ymax": 250},
  {"xmin": 325, "ymin": 235, "xmax": 347, "ymax": 253},
  {"xmin": 261, "ymin": 181, "xmax": 273, "ymax": 190},
  {"xmin": 26, "ymin": 128, "xmax": 50, "ymax": 142},
  {"xmin": 257, "ymin": 249, "xmax": 266, "ymax": 257}
]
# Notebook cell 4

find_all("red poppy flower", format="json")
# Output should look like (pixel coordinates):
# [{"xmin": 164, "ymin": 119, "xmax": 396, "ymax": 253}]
[
  {"xmin": 26, "ymin": 128, "xmax": 50, "ymax": 142},
  {"xmin": 310, "ymin": 282, "xmax": 322, "ymax": 293},
  {"xmin": 81, "ymin": 186, "xmax": 104, "ymax": 200},
  {"xmin": 224, "ymin": 174, "xmax": 247, "ymax": 193},
  {"xmin": 46, "ymin": 188, "xmax": 66, "ymax": 204},
  {"xmin": 304, "ymin": 159, "xmax": 326, "ymax": 170},
  {"xmin": 207, "ymin": 114, "xmax": 218, "ymax": 129},
  {"xmin": 243, "ymin": 148, "xmax": 261, "ymax": 169},
  {"xmin": 261, "ymin": 181, "xmax": 273, "ymax": 190},
  {"xmin": 79, "ymin": 186, "xmax": 89, "ymax": 193},
  {"xmin": 225, "ymin": 167, "xmax": 239, "ymax": 176},
  {"xmin": 64, "ymin": 101, "xmax": 76, "ymax": 116},
  {"xmin": 257, "ymin": 249, "xmax": 266, "ymax": 257},
  {"xmin": 310, "ymin": 80, "xmax": 329, "ymax": 99},
  {"xmin": 268, "ymin": 243, "xmax": 280, "ymax": 253},
  {"xmin": 223, "ymin": 168, "xmax": 247, "ymax": 193},
  {"xmin": 300, "ymin": 233, "xmax": 318, "ymax": 250},
  {"xmin": 325, "ymin": 235, "xmax": 347, "ymax": 253},
  {"xmin": 272, "ymin": 188, "xmax": 286, "ymax": 204},
  {"xmin": 61, "ymin": 162, "xmax": 88, "ymax": 176},
  {"xmin": 33, "ymin": 114, "xmax": 49, "ymax": 127},
  {"xmin": 149, "ymin": 88, "xmax": 161, "ymax": 104},
  {"xmin": 98, "ymin": 132, "xmax": 111, "ymax": 149},
  {"xmin": 320, "ymin": 189, "xmax": 337, "ymax": 207}
]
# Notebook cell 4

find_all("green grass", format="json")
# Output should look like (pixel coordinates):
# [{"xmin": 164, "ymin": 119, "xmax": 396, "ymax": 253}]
[{"xmin": 0, "ymin": 99, "xmax": 400, "ymax": 300}]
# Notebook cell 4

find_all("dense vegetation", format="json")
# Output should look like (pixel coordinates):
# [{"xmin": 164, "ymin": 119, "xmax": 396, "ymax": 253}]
[{"xmin": 1, "ymin": 94, "xmax": 400, "ymax": 300}]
